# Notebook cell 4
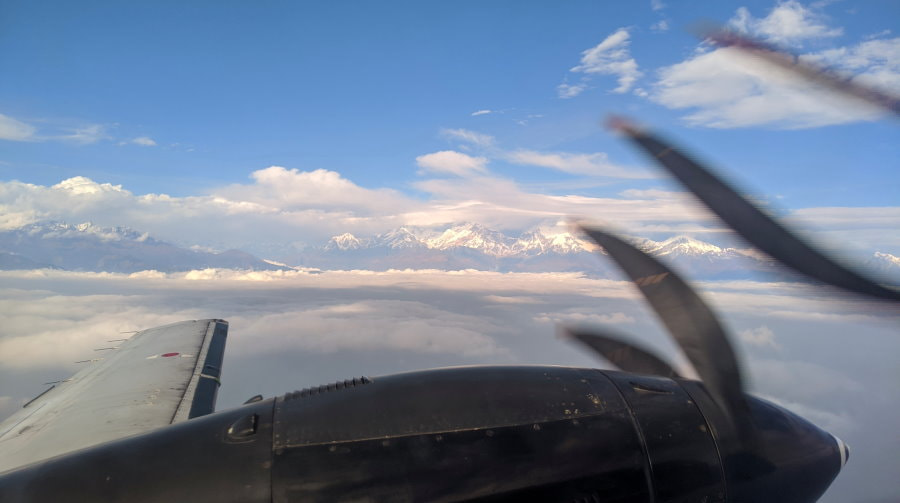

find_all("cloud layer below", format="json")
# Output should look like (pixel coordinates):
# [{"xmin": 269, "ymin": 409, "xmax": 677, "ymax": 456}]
[{"xmin": 0, "ymin": 267, "xmax": 897, "ymax": 502}]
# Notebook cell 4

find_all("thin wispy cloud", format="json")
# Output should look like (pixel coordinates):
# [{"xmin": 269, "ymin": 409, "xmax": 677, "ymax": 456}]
[
  {"xmin": 0, "ymin": 113, "xmax": 116, "ymax": 145},
  {"xmin": 440, "ymin": 128, "xmax": 496, "ymax": 148},
  {"xmin": 470, "ymin": 109, "xmax": 493, "ymax": 116},
  {"xmin": 0, "ymin": 114, "xmax": 38, "ymax": 142},
  {"xmin": 651, "ymin": 20, "xmax": 669, "ymax": 32},
  {"xmin": 505, "ymin": 150, "xmax": 651, "ymax": 179},
  {"xmin": 565, "ymin": 28, "xmax": 643, "ymax": 95},
  {"xmin": 56, "ymin": 124, "xmax": 109, "ymax": 145},
  {"xmin": 131, "ymin": 136, "xmax": 157, "ymax": 147}
]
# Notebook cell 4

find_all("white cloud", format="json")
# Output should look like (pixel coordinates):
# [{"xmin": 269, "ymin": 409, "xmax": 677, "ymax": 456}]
[
  {"xmin": 651, "ymin": 43, "xmax": 888, "ymax": 128},
  {"xmin": 233, "ymin": 301, "xmax": 508, "ymax": 358},
  {"xmin": 470, "ymin": 109, "xmax": 493, "ymax": 116},
  {"xmin": 2, "ymin": 270, "xmax": 897, "ymax": 499},
  {"xmin": 222, "ymin": 166, "xmax": 411, "ymax": 212},
  {"xmin": 557, "ymin": 82, "xmax": 588, "ymax": 99},
  {"xmin": 53, "ymin": 176, "xmax": 126, "ymax": 195},
  {"xmin": 505, "ymin": 150, "xmax": 651, "ymax": 178},
  {"xmin": 483, "ymin": 295, "xmax": 543, "ymax": 304},
  {"xmin": 440, "ymin": 128, "xmax": 495, "ymax": 147},
  {"xmin": 651, "ymin": 20, "xmax": 669, "ymax": 32},
  {"xmin": 416, "ymin": 151, "xmax": 488, "ymax": 177},
  {"xmin": 57, "ymin": 124, "xmax": 108, "ymax": 144},
  {"xmin": 533, "ymin": 311, "xmax": 636, "ymax": 325},
  {"xmin": 650, "ymin": 0, "xmax": 665, "ymax": 12},
  {"xmin": 618, "ymin": 188, "xmax": 686, "ymax": 200},
  {"xmin": 569, "ymin": 28, "xmax": 643, "ymax": 94},
  {"xmin": 738, "ymin": 325, "xmax": 780, "ymax": 349},
  {"xmin": 729, "ymin": 1, "xmax": 842, "ymax": 46},
  {"xmin": 131, "ymin": 136, "xmax": 157, "ymax": 147},
  {"xmin": 649, "ymin": 2, "xmax": 898, "ymax": 129},
  {"xmin": 2, "ymin": 158, "xmax": 896, "ymax": 264},
  {"xmin": 0, "ymin": 114, "xmax": 37, "ymax": 142},
  {"xmin": 808, "ymin": 37, "xmax": 900, "ymax": 91}
]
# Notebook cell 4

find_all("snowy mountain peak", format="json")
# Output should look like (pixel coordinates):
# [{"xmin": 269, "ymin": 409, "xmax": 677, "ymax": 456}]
[
  {"xmin": 325, "ymin": 232, "xmax": 368, "ymax": 251},
  {"xmin": 324, "ymin": 224, "xmax": 597, "ymax": 258},
  {"xmin": 873, "ymin": 251, "xmax": 900, "ymax": 267},
  {"xmin": 380, "ymin": 227, "xmax": 425, "ymax": 249},
  {"xmin": 23, "ymin": 221, "xmax": 150, "ymax": 242},
  {"xmin": 652, "ymin": 235, "xmax": 725, "ymax": 256},
  {"xmin": 425, "ymin": 224, "xmax": 512, "ymax": 254},
  {"xmin": 514, "ymin": 229, "xmax": 595, "ymax": 255},
  {"xmin": 320, "ymin": 225, "xmax": 766, "ymax": 267}
]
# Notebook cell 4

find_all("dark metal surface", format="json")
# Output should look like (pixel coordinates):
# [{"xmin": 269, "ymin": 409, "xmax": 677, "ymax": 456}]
[
  {"xmin": 0, "ymin": 399, "xmax": 275, "ymax": 503},
  {"xmin": 608, "ymin": 373, "xmax": 725, "ymax": 503},
  {"xmin": 188, "ymin": 320, "xmax": 229, "ymax": 419},
  {"xmin": 579, "ymin": 226, "xmax": 750, "ymax": 432},
  {"xmin": 0, "ymin": 364, "xmax": 844, "ymax": 502},
  {"xmin": 271, "ymin": 366, "xmax": 649, "ymax": 502},
  {"xmin": 680, "ymin": 380, "xmax": 842, "ymax": 503}
]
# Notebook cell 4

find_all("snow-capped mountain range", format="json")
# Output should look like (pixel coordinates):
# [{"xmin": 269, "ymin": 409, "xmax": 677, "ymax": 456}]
[
  {"xmin": 1, "ymin": 221, "xmax": 897, "ymax": 282},
  {"xmin": 307, "ymin": 223, "xmax": 775, "ymax": 278},
  {"xmin": 324, "ymin": 223, "xmax": 596, "ymax": 257}
]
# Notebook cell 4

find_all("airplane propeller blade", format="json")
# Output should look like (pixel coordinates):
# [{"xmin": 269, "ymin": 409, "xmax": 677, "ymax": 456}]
[
  {"xmin": 702, "ymin": 28, "xmax": 900, "ymax": 117},
  {"xmin": 608, "ymin": 117, "xmax": 900, "ymax": 302},
  {"xmin": 560, "ymin": 326, "xmax": 681, "ymax": 379},
  {"xmin": 578, "ymin": 224, "xmax": 750, "ymax": 426}
]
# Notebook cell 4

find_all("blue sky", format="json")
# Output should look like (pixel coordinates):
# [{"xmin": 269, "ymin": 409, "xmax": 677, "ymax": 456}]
[
  {"xmin": 1, "ymin": 4, "xmax": 899, "ymax": 500},
  {"xmin": 1, "ymin": 0, "xmax": 898, "ymax": 253}
]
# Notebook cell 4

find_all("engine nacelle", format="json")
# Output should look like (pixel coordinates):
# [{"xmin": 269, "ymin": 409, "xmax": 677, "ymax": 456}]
[{"xmin": 0, "ymin": 365, "xmax": 845, "ymax": 502}]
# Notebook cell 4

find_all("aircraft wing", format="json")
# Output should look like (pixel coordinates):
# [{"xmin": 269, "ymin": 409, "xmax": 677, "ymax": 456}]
[{"xmin": 0, "ymin": 319, "xmax": 227, "ymax": 474}]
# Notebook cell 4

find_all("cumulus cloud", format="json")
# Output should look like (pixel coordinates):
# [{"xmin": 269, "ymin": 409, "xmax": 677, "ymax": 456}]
[
  {"xmin": 416, "ymin": 151, "xmax": 489, "ymax": 177},
  {"xmin": 0, "ymin": 114, "xmax": 38, "ymax": 142},
  {"xmin": 652, "ymin": 43, "xmax": 888, "ymax": 128},
  {"xmin": 0, "ymin": 165, "xmax": 712, "ymax": 255},
  {"xmin": 729, "ymin": 1, "xmax": 842, "ymax": 46},
  {"xmin": 652, "ymin": 2, "xmax": 897, "ymax": 129},
  {"xmin": 808, "ymin": 37, "xmax": 900, "ymax": 91},
  {"xmin": 1, "ymin": 157, "xmax": 896, "ymax": 263},
  {"xmin": 567, "ymin": 28, "xmax": 643, "ymax": 94}
]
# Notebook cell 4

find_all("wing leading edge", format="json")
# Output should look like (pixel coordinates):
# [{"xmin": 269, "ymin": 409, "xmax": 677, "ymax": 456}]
[{"xmin": 0, "ymin": 319, "xmax": 228, "ymax": 474}]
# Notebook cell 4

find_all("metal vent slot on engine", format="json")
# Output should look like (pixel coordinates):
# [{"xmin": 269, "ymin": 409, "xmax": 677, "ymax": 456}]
[{"xmin": 283, "ymin": 376, "xmax": 372, "ymax": 401}]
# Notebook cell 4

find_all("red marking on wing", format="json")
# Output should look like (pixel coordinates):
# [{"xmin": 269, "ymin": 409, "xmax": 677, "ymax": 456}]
[{"xmin": 161, "ymin": 352, "xmax": 180, "ymax": 357}]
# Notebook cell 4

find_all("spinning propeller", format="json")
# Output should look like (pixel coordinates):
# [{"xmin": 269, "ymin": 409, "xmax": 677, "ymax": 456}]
[{"xmin": 562, "ymin": 35, "xmax": 898, "ymax": 444}]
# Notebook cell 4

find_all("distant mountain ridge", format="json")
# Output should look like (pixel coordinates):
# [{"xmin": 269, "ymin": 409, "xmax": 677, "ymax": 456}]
[
  {"xmin": 0, "ymin": 222, "xmax": 286, "ymax": 273},
  {"xmin": 2, "ymin": 221, "xmax": 897, "ymax": 282},
  {"xmin": 324, "ymin": 223, "xmax": 595, "ymax": 257},
  {"xmin": 304, "ymin": 224, "xmax": 781, "ymax": 278}
]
